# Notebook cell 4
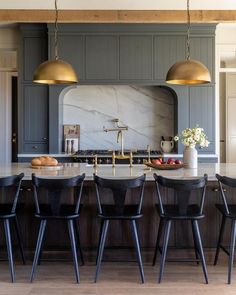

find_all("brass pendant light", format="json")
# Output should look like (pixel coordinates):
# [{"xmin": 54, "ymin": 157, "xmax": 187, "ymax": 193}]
[
  {"xmin": 33, "ymin": 0, "xmax": 78, "ymax": 85},
  {"xmin": 166, "ymin": 0, "xmax": 211, "ymax": 85}
]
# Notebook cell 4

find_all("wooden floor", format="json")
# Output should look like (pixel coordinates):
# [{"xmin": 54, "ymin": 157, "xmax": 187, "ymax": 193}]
[{"xmin": 1, "ymin": 254, "xmax": 236, "ymax": 295}]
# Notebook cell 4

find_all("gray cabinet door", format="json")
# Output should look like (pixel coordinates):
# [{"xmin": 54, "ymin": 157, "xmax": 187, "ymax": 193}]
[
  {"xmin": 154, "ymin": 36, "xmax": 186, "ymax": 81},
  {"xmin": 85, "ymin": 35, "xmax": 118, "ymax": 80},
  {"xmin": 189, "ymin": 86, "xmax": 215, "ymax": 153},
  {"xmin": 23, "ymin": 37, "xmax": 47, "ymax": 82},
  {"xmin": 119, "ymin": 35, "xmax": 152, "ymax": 80},
  {"xmin": 49, "ymin": 35, "xmax": 85, "ymax": 80},
  {"xmin": 190, "ymin": 37, "xmax": 214, "ymax": 82},
  {"xmin": 23, "ymin": 85, "xmax": 48, "ymax": 143}
]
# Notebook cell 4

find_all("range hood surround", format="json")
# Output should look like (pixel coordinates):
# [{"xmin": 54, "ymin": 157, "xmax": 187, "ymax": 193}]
[{"xmin": 61, "ymin": 85, "xmax": 177, "ymax": 151}]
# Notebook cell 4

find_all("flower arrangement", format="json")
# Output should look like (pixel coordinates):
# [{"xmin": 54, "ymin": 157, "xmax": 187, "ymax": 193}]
[{"xmin": 174, "ymin": 126, "xmax": 210, "ymax": 148}]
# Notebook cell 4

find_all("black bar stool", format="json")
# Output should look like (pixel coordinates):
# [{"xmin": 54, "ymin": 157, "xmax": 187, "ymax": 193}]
[
  {"xmin": 0, "ymin": 173, "xmax": 26, "ymax": 282},
  {"xmin": 152, "ymin": 173, "xmax": 208, "ymax": 284},
  {"xmin": 214, "ymin": 174, "xmax": 236, "ymax": 284},
  {"xmin": 93, "ymin": 174, "xmax": 146, "ymax": 283},
  {"xmin": 30, "ymin": 173, "xmax": 85, "ymax": 283}
]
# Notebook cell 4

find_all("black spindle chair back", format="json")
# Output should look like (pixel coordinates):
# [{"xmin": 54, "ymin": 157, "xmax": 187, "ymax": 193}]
[
  {"xmin": 0, "ymin": 173, "xmax": 24, "ymax": 215},
  {"xmin": 216, "ymin": 173, "xmax": 236, "ymax": 216},
  {"xmin": 93, "ymin": 174, "xmax": 146, "ymax": 217},
  {"xmin": 153, "ymin": 173, "xmax": 208, "ymax": 216},
  {"xmin": 32, "ymin": 173, "xmax": 85, "ymax": 217}
]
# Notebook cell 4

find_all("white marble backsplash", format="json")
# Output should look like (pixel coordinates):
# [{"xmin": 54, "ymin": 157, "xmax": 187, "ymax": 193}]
[{"xmin": 62, "ymin": 85, "xmax": 175, "ymax": 151}]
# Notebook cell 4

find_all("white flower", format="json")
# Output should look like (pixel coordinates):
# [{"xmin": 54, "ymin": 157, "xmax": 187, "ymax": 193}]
[
  {"xmin": 174, "ymin": 126, "xmax": 210, "ymax": 149},
  {"xmin": 174, "ymin": 136, "xmax": 179, "ymax": 141}
]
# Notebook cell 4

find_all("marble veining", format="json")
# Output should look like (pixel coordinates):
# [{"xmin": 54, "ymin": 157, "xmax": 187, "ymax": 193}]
[{"xmin": 62, "ymin": 85, "xmax": 175, "ymax": 151}]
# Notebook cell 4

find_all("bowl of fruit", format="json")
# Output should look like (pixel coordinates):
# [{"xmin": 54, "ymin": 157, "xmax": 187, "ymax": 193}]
[{"xmin": 146, "ymin": 157, "xmax": 184, "ymax": 170}]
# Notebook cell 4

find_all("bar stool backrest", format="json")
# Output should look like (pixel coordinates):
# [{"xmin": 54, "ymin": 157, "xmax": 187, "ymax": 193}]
[
  {"xmin": 216, "ymin": 174, "xmax": 236, "ymax": 215},
  {"xmin": 32, "ymin": 173, "xmax": 85, "ymax": 216},
  {"xmin": 153, "ymin": 173, "xmax": 208, "ymax": 216},
  {"xmin": 93, "ymin": 174, "xmax": 146, "ymax": 215},
  {"xmin": 0, "ymin": 173, "xmax": 24, "ymax": 214}
]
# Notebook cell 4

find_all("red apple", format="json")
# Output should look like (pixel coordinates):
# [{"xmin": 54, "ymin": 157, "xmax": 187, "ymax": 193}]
[
  {"xmin": 152, "ymin": 159, "xmax": 162, "ymax": 165},
  {"xmin": 158, "ymin": 157, "xmax": 163, "ymax": 163},
  {"xmin": 168, "ymin": 160, "xmax": 175, "ymax": 165},
  {"xmin": 175, "ymin": 159, "xmax": 182, "ymax": 164},
  {"xmin": 167, "ymin": 158, "xmax": 174, "ymax": 164}
]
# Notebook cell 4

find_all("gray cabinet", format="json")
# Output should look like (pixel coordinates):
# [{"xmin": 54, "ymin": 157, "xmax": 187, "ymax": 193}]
[
  {"xmin": 189, "ymin": 86, "xmax": 215, "ymax": 153},
  {"xmin": 119, "ymin": 35, "xmax": 152, "ymax": 80},
  {"xmin": 23, "ymin": 85, "xmax": 48, "ymax": 143},
  {"xmin": 154, "ymin": 36, "xmax": 186, "ymax": 80},
  {"xmin": 23, "ymin": 37, "xmax": 47, "ymax": 82},
  {"xmin": 85, "ymin": 35, "xmax": 118, "ymax": 80},
  {"xmin": 49, "ymin": 34, "xmax": 85, "ymax": 80},
  {"xmin": 190, "ymin": 37, "xmax": 215, "ymax": 82},
  {"xmin": 19, "ymin": 25, "xmax": 49, "ymax": 154}
]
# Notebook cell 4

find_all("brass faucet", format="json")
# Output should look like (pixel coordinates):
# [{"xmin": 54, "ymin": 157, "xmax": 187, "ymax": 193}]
[
  {"xmin": 103, "ymin": 118, "xmax": 128, "ymax": 159},
  {"xmin": 147, "ymin": 145, "xmax": 151, "ymax": 163},
  {"xmin": 93, "ymin": 154, "xmax": 98, "ymax": 168}
]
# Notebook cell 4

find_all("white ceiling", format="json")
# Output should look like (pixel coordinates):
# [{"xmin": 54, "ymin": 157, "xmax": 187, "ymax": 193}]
[{"xmin": 1, "ymin": 0, "xmax": 236, "ymax": 10}]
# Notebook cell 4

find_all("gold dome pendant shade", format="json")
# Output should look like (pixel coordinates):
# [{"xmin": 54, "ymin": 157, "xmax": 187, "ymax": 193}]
[
  {"xmin": 166, "ymin": 59, "xmax": 211, "ymax": 85},
  {"xmin": 33, "ymin": 59, "xmax": 78, "ymax": 85},
  {"xmin": 33, "ymin": 0, "xmax": 78, "ymax": 85},
  {"xmin": 165, "ymin": 0, "xmax": 211, "ymax": 85}
]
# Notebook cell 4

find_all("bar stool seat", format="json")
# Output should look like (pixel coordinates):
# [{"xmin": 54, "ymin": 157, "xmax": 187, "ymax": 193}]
[
  {"xmin": 34, "ymin": 204, "xmax": 83, "ymax": 219},
  {"xmin": 98, "ymin": 204, "xmax": 143, "ymax": 220},
  {"xmin": 156, "ymin": 204, "xmax": 205, "ymax": 220},
  {"xmin": 215, "ymin": 203, "xmax": 236, "ymax": 218}
]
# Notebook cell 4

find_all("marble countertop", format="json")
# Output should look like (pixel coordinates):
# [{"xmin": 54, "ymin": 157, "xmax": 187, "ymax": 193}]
[
  {"xmin": 0, "ymin": 163, "xmax": 236, "ymax": 181},
  {"xmin": 18, "ymin": 153, "xmax": 218, "ymax": 158}
]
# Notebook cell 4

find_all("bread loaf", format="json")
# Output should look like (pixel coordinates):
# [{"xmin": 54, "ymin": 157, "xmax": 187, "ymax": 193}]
[{"xmin": 31, "ymin": 156, "xmax": 58, "ymax": 166}]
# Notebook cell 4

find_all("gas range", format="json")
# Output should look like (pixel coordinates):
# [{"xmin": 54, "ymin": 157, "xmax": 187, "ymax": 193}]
[
  {"xmin": 72, "ymin": 150, "xmax": 162, "ymax": 164},
  {"xmin": 74, "ymin": 149, "xmax": 162, "ymax": 156}
]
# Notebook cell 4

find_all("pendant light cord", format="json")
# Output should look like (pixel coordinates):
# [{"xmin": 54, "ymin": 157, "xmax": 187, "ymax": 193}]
[
  {"xmin": 186, "ymin": 0, "xmax": 191, "ymax": 61},
  {"xmin": 54, "ymin": 0, "xmax": 59, "ymax": 60}
]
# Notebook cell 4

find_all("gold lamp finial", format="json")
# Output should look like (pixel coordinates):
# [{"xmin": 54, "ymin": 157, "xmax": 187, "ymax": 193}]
[
  {"xmin": 166, "ymin": 0, "xmax": 211, "ymax": 85},
  {"xmin": 33, "ymin": 0, "xmax": 78, "ymax": 85}
]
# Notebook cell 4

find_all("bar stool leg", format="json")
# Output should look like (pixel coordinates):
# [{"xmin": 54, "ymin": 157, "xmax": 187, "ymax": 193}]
[
  {"xmin": 152, "ymin": 218, "xmax": 164, "ymax": 266},
  {"xmin": 228, "ymin": 219, "xmax": 236, "ymax": 284},
  {"xmin": 68, "ymin": 219, "xmax": 80, "ymax": 283},
  {"xmin": 74, "ymin": 220, "xmax": 84, "ymax": 266},
  {"xmin": 131, "ymin": 220, "xmax": 145, "ymax": 283},
  {"xmin": 4, "ymin": 219, "xmax": 15, "ymax": 283},
  {"xmin": 192, "ymin": 220, "xmax": 208, "ymax": 284},
  {"xmin": 214, "ymin": 215, "xmax": 226, "ymax": 266},
  {"xmin": 13, "ymin": 216, "xmax": 26, "ymax": 265},
  {"xmin": 191, "ymin": 220, "xmax": 199, "ymax": 265},
  {"xmin": 30, "ymin": 220, "xmax": 47, "ymax": 283},
  {"xmin": 96, "ymin": 219, "xmax": 104, "ymax": 265},
  {"xmin": 158, "ymin": 220, "xmax": 172, "ymax": 284},
  {"xmin": 94, "ymin": 219, "xmax": 109, "ymax": 283}
]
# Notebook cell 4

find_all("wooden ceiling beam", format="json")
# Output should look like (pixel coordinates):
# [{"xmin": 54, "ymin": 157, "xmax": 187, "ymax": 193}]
[{"xmin": 0, "ymin": 9, "xmax": 236, "ymax": 23}]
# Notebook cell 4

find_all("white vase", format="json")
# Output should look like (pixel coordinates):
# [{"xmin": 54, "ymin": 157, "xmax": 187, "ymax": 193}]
[{"xmin": 183, "ymin": 146, "xmax": 198, "ymax": 169}]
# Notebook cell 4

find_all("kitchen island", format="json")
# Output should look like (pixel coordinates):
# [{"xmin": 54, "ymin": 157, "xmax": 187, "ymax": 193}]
[
  {"xmin": 1, "ymin": 162, "xmax": 236, "ymax": 259},
  {"xmin": 0, "ymin": 162, "xmax": 235, "ymax": 180}
]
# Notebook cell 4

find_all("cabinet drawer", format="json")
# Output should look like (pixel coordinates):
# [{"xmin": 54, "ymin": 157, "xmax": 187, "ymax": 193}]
[{"xmin": 23, "ymin": 143, "xmax": 48, "ymax": 153}]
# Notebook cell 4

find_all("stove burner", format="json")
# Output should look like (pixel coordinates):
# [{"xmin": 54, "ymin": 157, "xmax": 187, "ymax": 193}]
[{"xmin": 74, "ymin": 149, "xmax": 162, "ymax": 156}]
